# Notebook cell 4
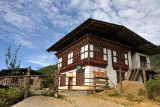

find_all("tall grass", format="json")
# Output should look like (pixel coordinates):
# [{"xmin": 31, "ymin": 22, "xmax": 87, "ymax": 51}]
[{"xmin": 0, "ymin": 88, "xmax": 24, "ymax": 107}]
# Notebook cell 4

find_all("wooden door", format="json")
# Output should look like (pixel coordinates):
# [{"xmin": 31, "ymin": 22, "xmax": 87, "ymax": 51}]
[
  {"xmin": 68, "ymin": 77, "xmax": 73, "ymax": 89},
  {"xmin": 140, "ymin": 56, "xmax": 147, "ymax": 68}
]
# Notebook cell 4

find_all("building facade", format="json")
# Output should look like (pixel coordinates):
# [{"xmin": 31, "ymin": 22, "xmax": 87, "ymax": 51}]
[{"xmin": 47, "ymin": 18, "xmax": 160, "ymax": 90}]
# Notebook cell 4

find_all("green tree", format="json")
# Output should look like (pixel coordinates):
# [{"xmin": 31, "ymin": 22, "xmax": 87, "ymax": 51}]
[{"xmin": 5, "ymin": 45, "xmax": 21, "ymax": 75}]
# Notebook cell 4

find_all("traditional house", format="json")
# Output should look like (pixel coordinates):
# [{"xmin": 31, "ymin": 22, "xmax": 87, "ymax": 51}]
[
  {"xmin": 47, "ymin": 18, "xmax": 160, "ymax": 90},
  {"xmin": 0, "ymin": 68, "xmax": 43, "ymax": 89}
]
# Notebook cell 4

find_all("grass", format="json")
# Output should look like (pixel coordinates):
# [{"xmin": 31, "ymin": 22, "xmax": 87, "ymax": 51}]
[
  {"xmin": 108, "ymin": 90, "xmax": 119, "ymax": 97},
  {"xmin": 138, "ymin": 88, "xmax": 145, "ymax": 96},
  {"xmin": 0, "ymin": 88, "xmax": 24, "ymax": 107},
  {"xmin": 125, "ymin": 94, "xmax": 143, "ymax": 103}
]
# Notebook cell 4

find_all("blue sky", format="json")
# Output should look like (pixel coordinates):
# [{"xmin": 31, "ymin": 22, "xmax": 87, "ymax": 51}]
[{"xmin": 0, "ymin": 0, "xmax": 160, "ymax": 70}]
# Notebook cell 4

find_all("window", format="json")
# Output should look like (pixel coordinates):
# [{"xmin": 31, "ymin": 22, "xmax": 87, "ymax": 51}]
[
  {"xmin": 58, "ymin": 58, "xmax": 62, "ymax": 68},
  {"xmin": 62, "ymin": 55, "xmax": 68, "ymax": 67},
  {"xmin": 94, "ymin": 46, "xmax": 103, "ymax": 60},
  {"xmin": 76, "ymin": 69, "xmax": 85, "ymax": 85},
  {"xmin": 90, "ymin": 44, "xmax": 94, "ymax": 58},
  {"xmin": 117, "ymin": 52, "xmax": 125, "ymax": 64},
  {"xmin": 125, "ymin": 53, "xmax": 128, "ymax": 65},
  {"xmin": 103, "ymin": 48, "xmax": 107, "ymax": 61},
  {"xmin": 89, "ymin": 44, "xmax": 107, "ymax": 61},
  {"xmin": 68, "ymin": 52, "xmax": 73, "ymax": 65},
  {"xmin": 81, "ymin": 44, "xmax": 88, "ymax": 60},
  {"xmin": 113, "ymin": 51, "xmax": 117, "ymax": 63},
  {"xmin": 73, "ymin": 49, "xmax": 81, "ymax": 63},
  {"xmin": 60, "ymin": 74, "xmax": 66, "ymax": 86}
]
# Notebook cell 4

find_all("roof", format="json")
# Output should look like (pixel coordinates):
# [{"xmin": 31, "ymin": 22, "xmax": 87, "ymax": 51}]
[
  {"xmin": 47, "ymin": 18, "xmax": 160, "ymax": 55},
  {"xmin": 0, "ymin": 68, "xmax": 43, "ymax": 76}
]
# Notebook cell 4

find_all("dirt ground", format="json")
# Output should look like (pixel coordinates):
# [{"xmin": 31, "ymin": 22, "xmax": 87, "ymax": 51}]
[
  {"xmin": 12, "ymin": 95, "xmax": 127, "ymax": 107},
  {"xmin": 12, "ymin": 94, "xmax": 160, "ymax": 107},
  {"xmin": 12, "ymin": 80, "xmax": 160, "ymax": 107}
]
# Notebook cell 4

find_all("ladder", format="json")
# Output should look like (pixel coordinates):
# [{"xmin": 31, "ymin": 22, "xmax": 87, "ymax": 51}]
[{"xmin": 129, "ymin": 69, "xmax": 139, "ymax": 81}]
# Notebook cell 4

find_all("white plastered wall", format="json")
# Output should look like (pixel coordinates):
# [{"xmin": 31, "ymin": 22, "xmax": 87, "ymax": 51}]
[
  {"xmin": 125, "ymin": 51, "xmax": 133, "ymax": 78},
  {"xmin": 131, "ymin": 52, "xmax": 151, "ymax": 69},
  {"xmin": 106, "ymin": 49, "xmax": 117, "ymax": 86},
  {"xmin": 59, "ymin": 66, "xmax": 90, "ymax": 90},
  {"xmin": 138, "ymin": 72, "xmax": 143, "ymax": 83}
]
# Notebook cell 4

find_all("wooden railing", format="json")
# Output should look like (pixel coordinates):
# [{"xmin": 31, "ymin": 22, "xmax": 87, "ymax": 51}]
[{"xmin": 0, "ymin": 68, "xmax": 109, "ymax": 100}]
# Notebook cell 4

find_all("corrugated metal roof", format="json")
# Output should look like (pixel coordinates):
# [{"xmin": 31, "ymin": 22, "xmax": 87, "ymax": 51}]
[{"xmin": 47, "ymin": 18, "xmax": 160, "ymax": 55}]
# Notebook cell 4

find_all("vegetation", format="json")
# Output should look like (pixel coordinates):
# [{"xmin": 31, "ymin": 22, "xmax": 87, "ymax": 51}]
[
  {"xmin": 0, "ymin": 88, "xmax": 24, "ymax": 107},
  {"xmin": 125, "ymin": 94, "xmax": 142, "ymax": 102},
  {"xmin": 5, "ymin": 45, "xmax": 21, "ymax": 75},
  {"xmin": 138, "ymin": 88, "xmax": 145, "ymax": 96},
  {"xmin": 147, "ymin": 79, "xmax": 160, "ymax": 99},
  {"xmin": 150, "ymin": 54, "xmax": 160, "ymax": 66},
  {"xmin": 108, "ymin": 90, "xmax": 119, "ymax": 97},
  {"xmin": 37, "ymin": 64, "xmax": 58, "ymax": 74},
  {"xmin": 41, "ymin": 77, "xmax": 54, "ymax": 88}
]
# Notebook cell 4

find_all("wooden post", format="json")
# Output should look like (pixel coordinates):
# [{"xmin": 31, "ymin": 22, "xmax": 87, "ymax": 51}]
[
  {"xmin": 54, "ymin": 70, "xmax": 59, "ymax": 98},
  {"xmin": 142, "ymin": 69, "xmax": 149, "ymax": 99},
  {"xmin": 119, "ymin": 68, "xmax": 122, "ymax": 94},
  {"xmin": 93, "ymin": 75, "xmax": 96, "ymax": 93},
  {"xmin": 24, "ymin": 67, "xmax": 31, "ymax": 100}
]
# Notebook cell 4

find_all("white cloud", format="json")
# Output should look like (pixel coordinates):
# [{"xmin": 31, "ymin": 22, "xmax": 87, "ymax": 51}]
[
  {"xmin": 0, "ymin": 0, "xmax": 160, "ymax": 51},
  {"xmin": 3, "ymin": 10, "xmax": 34, "ymax": 29},
  {"xmin": 26, "ymin": 54, "xmax": 57, "ymax": 66}
]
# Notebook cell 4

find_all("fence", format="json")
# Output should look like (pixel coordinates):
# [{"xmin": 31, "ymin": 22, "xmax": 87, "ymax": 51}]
[{"xmin": 0, "ymin": 67, "xmax": 109, "ymax": 100}]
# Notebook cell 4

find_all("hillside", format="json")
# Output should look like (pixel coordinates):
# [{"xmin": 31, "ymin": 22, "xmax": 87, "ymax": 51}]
[
  {"xmin": 150, "ymin": 53, "xmax": 160, "ymax": 66},
  {"xmin": 37, "ymin": 64, "xmax": 58, "ymax": 74}
]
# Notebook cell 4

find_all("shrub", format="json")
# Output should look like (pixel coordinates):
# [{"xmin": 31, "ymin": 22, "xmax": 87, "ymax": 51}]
[
  {"xmin": 0, "ymin": 88, "xmax": 24, "ymax": 107},
  {"xmin": 41, "ymin": 77, "xmax": 54, "ymax": 88},
  {"xmin": 147, "ymin": 79, "xmax": 160, "ymax": 98}
]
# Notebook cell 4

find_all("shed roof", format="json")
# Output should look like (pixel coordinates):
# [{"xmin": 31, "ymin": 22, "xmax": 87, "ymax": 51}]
[
  {"xmin": 47, "ymin": 18, "xmax": 160, "ymax": 55},
  {"xmin": 0, "ymin": 68, "xmax": 43, "ymax": 76}
]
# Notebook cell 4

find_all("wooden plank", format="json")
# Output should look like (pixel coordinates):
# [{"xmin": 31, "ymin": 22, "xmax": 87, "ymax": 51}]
[
  {"xmin": 95, "ymin": 80, "xmax": 108, "ymax": 84},
  {"xmin": 95, "ymin": 85, "xmax": 108, "ymax": 88},
  {"xmin": 95, "ymin": 76, "xmax": 108, "ymax": 80}
]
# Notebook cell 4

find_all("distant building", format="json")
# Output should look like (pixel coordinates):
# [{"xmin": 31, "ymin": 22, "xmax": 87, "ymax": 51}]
[
  {"xmin": 47, "ymin": 18, "xmax": 160, "ymax": 90},
  {"xmin": 0, "ymin": 68, "xmax": 43, "ymax": 89}
]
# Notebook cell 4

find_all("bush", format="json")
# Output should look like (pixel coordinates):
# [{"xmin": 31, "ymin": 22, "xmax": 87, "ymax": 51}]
[
  {"xmin": 41, "ymin": 77, "xmax": 54, "ymax": 88},
  {"xmin": 0, "ymin": 88, "xmax": 24, "ymax": 107},
  {"xmin": 147, "ymin": 79, "xmax": 160, "ymax": 98}
]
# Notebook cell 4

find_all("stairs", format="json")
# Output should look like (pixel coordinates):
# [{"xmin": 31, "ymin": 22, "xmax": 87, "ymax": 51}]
[{"xmin": 129, "ymin": 69, "xmax": 139, "ymax": 81}]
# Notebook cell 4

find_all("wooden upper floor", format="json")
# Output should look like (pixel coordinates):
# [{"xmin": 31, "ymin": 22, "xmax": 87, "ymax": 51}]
[{"xmin": 56, "ymin": 34, "xmax": 130, "ymax": 73}]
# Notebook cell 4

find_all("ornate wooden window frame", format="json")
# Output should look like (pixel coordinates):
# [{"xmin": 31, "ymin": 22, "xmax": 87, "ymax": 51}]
[
  {"xmin": 73, "ymin": 49, "xmax": 81, "ymax": 63},
  {"xmin": 113, "ymin": 50, "xmax": 117, "ymax": 63},
  {"xmin": 124, "ymin": 53, "xmax": 129, "ymax": 65},
  {"xmin": 62, "ymin": 55, "xmax": 68, "ymax": 67},
  {"xmin": 76, "ymin": 69, "xmax": 85, "ymax": 86},
  {"xmin": 60, "ymin": 74, "xmax": 66, "ymax": 86}
]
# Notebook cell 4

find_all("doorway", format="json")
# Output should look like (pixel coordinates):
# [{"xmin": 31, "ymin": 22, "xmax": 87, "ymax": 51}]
[{"xmin": 68, "ymin": 77, "xmax": 73, "ymax": 89}]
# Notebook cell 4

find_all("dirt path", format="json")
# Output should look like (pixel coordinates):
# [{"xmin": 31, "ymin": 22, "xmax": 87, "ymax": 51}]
[{"xmin": 12, "ymin": 95, "xmax": 127, "ymax": 107}]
